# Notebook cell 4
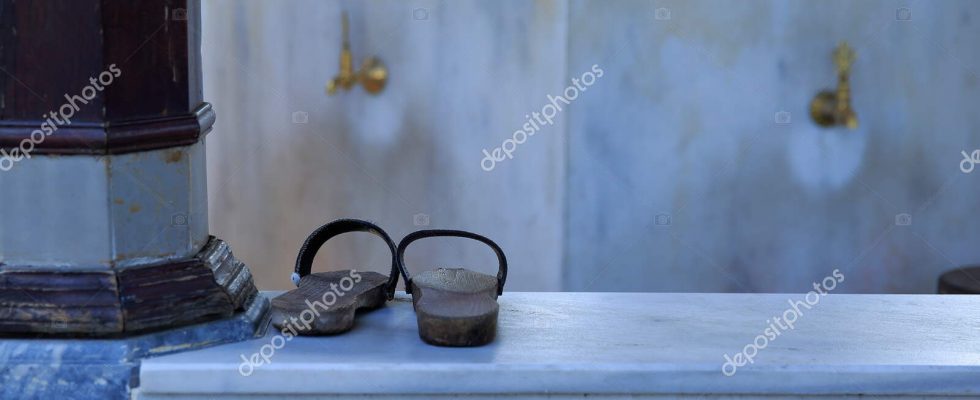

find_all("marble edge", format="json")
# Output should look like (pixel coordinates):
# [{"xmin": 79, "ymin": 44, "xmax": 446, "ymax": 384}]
[
  {"xmin": 139, "ymin": 362, "xmax": 980, "ymax": 395},
  {"xmin": 138, "ymin": 292, "xmax": 980, "ymax": 396}
]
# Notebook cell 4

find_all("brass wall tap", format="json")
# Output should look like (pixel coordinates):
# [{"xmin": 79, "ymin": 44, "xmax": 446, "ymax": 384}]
[
  {"xmin": 326, "ymin": 12, "xmax": 387, "ymax": 95},
  {"xmin": 810, "ymin": 42, "xmax": 858, "ymax": 129}
]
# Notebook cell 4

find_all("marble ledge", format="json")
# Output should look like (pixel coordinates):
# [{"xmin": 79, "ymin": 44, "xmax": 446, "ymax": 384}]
[{"xmin": 138, "ymin": 292, "xmax": 980, "ymax": 399}]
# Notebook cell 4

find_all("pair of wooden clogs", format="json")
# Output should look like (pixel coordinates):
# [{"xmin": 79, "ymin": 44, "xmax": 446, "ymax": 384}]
[{"xmin": 270, "ymin": 219, "xmax": 507, "ymax": 347}]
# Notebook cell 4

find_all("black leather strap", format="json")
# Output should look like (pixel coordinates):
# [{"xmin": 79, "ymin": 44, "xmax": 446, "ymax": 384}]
[
  {"xmin": 292, "ymin": 219, "xmax": 399, "ymax": 300},
  {"xmin": 396, "ymin": 229, "xmax": 508, "ymax": 296}
]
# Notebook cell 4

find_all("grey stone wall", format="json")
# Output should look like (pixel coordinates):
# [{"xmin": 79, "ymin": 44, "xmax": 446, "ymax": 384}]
[{"xmin": 201, "ymin": 0, "xmax": 980, "ymax": 293}]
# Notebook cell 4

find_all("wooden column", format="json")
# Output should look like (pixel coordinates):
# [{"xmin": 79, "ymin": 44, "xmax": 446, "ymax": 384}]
[{"xmin": 0, "ymin": 0, "xmax": 257, "ymax": 335}]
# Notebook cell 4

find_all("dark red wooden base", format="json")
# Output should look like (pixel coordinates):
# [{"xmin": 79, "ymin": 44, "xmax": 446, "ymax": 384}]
[
  {"xmin": 0, "ymin": 237, "xmax": 257, "ymax": 336},
  {"xmin": 938, "ymin": 267, "xmax": 980, "ymax": 295}
]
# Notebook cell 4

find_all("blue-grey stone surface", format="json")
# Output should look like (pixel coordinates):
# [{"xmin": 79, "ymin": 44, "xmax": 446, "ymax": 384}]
[
  {"xmin": 0, "ymin": 296, "xmax": 269, "ymax": 400},
  {"xmin": 0, "ymin": 142, "xmax": 210, "ymax": 269}
]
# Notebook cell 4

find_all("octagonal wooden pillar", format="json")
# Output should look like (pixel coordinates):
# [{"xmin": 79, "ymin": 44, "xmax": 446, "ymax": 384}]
[{"xmin": 0, "ymin": 0, "xmax": 258, "ymax": 335}]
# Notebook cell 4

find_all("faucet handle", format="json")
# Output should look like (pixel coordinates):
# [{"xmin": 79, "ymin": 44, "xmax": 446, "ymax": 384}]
[
  {"xmin": 833, "ymin": 42, "xmax": 857, "ymax": 129},
  {"xmin": 833, "ymin": 41, "xmax": 855, "ymax": 75},
  {"xmin": 358, "ymin": 56, "xmax": 387, "ymax": 94}
]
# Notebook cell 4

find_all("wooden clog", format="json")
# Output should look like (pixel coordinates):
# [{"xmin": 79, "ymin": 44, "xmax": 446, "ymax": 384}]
[
  {"xmin": 271, "ymin": 219, "xmax": 399, "ymax": 335},
  {"xmin": 397, "ymin": 230, "xmax": 507, "ymax": 347}
]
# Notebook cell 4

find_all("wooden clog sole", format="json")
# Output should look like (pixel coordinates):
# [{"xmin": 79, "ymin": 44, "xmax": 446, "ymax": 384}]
[
  {"xmin": 410, "ymin": 268, "xmax": 500, "ymax": 346},
  {"xmin": 271, "ymin": 270, "xmax": 388, "ymax": 335}
]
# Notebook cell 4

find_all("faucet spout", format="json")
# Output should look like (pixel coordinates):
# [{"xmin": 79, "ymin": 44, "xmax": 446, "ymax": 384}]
[
  {"xmin": 326, "ymin": 12, "xmax": 387, "ymax": 95},
  {"xmin": 810, "ymin": 42, "xmax": 858, "ymax": 130}
]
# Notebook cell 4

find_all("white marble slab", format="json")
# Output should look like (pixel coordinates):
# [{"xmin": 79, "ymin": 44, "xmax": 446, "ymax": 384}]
[{"xmin": 138, "ymin": 292, "xmax": 980, "ymax": 398}]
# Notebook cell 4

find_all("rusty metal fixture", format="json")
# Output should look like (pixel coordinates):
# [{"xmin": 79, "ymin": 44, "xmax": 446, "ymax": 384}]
[
  {"xmin": 810, "ymin": 42, "xmax": 858, "ymax": 129},
  {"xmin": 326, "ymin": 12, "xmax": 388, "ymax": 95}
]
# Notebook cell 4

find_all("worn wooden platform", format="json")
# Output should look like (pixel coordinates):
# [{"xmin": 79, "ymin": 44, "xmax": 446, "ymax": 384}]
[
  {"xmin": 410, "ymin": 268, "xmax": 500, "ymax": 346},
  {"xmin": 0, "ymin": 238, "xmax": 257, "ymax": 335},
  {"xmin": 139, "ymin": 292, "xmax": 980, "ymax": 398},
  {"xmin": 271, "ymin": 271, "xmax": 389, "ymax": 335}
]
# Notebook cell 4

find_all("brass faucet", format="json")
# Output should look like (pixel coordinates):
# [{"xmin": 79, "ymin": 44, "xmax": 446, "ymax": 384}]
[
  {"xmin": 810, "ymin": 42, "xmax": 858, "ymax": 129},
  {"xmin": 326, "ymin": 12, "xmax": 387, "ymax": 95}
]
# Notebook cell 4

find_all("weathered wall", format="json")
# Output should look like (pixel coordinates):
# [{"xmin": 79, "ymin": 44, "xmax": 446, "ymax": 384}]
[
  {"xmin": 565, "ymin": 0, "xmax": 980, "ymax": 293},
  {"xmin": 202, "ymin": 0, "xmax": 567, "ymax": 291},
  {"xmin": 202, "ymin": 0, "xmax": 980, "ymax": 293}
]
